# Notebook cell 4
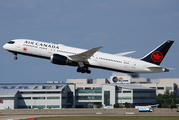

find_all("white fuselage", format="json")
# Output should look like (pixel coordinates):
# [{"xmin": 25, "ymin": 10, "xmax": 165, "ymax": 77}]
[{"xmin": 3, "ymin": 39, "xmax": 165, "ymax": 73}]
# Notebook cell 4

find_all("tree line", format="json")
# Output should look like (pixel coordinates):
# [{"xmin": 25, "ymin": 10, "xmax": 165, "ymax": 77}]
[{"xmin": 156, "ymin": 90, "xmax": 179, "ymax": 108}]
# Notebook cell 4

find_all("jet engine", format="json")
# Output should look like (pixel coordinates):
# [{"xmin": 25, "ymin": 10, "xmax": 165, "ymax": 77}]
[{"xmin": 50, "ymin": 54, "xmax": 77, "ymax": 66}]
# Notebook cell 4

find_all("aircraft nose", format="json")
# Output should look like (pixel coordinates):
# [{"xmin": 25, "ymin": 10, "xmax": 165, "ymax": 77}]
[{"xmin": 3, "ymin": 44, "xmax": 7, "ymax": 50}]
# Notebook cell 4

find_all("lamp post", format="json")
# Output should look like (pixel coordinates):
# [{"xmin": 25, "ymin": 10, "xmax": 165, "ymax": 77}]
[
  {"xmin": 169, "ymin": 98, "xmax": 173, "ymax": 103},
  {"xmin": 176, "ymin": 98, "xmax": 179, "ymax": 103},
  {"xmin": 169, "ymin": 98, "xmax": 173, "ymax": 109},
  {"xmin": 161, "ymin": 98, "xmax": 165, "ymax": 104}
]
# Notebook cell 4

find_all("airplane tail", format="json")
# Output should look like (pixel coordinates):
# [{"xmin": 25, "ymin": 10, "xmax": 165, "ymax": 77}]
[{"xmin": 140, "ymin": 40, "xmax": 174, "ymax": 65}]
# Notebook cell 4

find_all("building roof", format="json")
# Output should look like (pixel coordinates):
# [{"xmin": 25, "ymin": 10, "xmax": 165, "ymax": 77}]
[
  {"xmin": 0, "ymin": 89, "xmax": 18, "ymax": 97},
  {"xmin": 106, "ymin": 83, "xmax": 154, "ymax": 90},
  {"xmin": 0, "ymin": 83, "xmax": 71, "ymax": 97}
]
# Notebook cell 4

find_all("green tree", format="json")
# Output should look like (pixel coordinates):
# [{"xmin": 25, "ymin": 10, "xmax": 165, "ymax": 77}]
[
  {"xmin": 114, "ymin": 103, "xmax": 119, "ymax": 108},
  {"xmin": 125, "ymin": 102, "xmax": 130, "ymax": 108},
  {"xmin": 156, "ymin": 90, "xmax": 178, "ymax": 108},
  {"xmin": 97, "ymin": 103, "xmax": 102, "ymax": 108}
]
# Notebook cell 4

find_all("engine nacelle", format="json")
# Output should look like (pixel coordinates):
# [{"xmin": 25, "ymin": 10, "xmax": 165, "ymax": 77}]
[{"xmin": 50, "ymin": 54, "xmax": 77, "ymax": 66}]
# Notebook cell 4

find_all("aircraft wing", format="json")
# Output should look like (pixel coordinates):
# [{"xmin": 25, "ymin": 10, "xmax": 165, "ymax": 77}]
[
  {"xmin": 115, "ymin": 51, "xmax": 135, "ymax": 56},
  {"xmin": 68, "ymin": 46, "xmax": 103, "ymax": 62}
]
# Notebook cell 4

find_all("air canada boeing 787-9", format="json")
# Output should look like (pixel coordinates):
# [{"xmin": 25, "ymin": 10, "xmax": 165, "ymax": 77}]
[{"xmin": 3, "ymin": 39, "xmax": 174, "ymax": 74}]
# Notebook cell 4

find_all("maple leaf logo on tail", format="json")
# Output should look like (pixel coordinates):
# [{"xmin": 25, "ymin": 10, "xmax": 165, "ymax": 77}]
[
  {"xmin": 140, "ymin": 40, "xmax": 174, "ymax": 65},
  {"xmin": 151, "ymin": 51, "xmax": 163, "ymax": 62}
]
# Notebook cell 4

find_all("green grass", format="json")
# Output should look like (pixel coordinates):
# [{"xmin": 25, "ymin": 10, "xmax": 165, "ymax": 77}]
[{"xmin": 23, "ymin": 116, "xmax": 179, "ymax": 120}]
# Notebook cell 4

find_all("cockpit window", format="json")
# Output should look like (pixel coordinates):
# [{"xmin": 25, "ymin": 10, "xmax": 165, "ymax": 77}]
[{"xmin": 8, "ymin": 41, "xmax": 15, "ymax": 44}]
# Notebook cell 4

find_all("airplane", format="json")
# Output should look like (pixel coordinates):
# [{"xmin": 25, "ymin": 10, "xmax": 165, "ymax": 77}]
[{"xmin": 3, "ymin": 39, "xmax": 174, "ymax": 74}]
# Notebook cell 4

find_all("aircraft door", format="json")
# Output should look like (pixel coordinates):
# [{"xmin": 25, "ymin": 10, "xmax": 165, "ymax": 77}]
[
  {"xmin": 47, "ymin": 43, "xmax": 57, "ymax": 55},
  {"xmin": 123, "ymin": 60, "xmax": 130, "ymax": 69},
  {"xmin": 132, "ymin": 62, "xmax": 136, "ymax": 69},
  {"xmin": 47, "ymin": 43, "xmax": 53, "ymax": 54},
  {"xmin": 15, "ymin": 42, "xmax": 21, "ymax": 51},
  {"xmin": 48, "ymin": 47, "xmax": 53, "ymax": 54},
  {"xmin": 94, "ymin": 55, "xmax": 98, "ymax": 61}
]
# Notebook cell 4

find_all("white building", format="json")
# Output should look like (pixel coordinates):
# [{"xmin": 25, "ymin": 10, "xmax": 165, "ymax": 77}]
[
  {"xmin": 1, "ymin": 76, "xmax": 178, "ymax": 109},
  {"xmin": 110, "ymin": 72, "xmax": 179, "ymax": 96},
  {"xmin": 0, "ymin": 83, "xmax": 75, "ymax": 109},
  {"xmin": 137, "ymin": 78, "xmax": 179, "ymax": 96},
  {"xmin": 67, "ymin": 78, "xmax": 156, "ymax": 107},
  {"xmin": 103, "ymin": 84, "xmax": 156, "ymax": 106}
]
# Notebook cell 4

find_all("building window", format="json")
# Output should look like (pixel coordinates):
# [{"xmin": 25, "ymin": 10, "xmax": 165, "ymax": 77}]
[
  {"xmin": 47, "ymin": 105, "xmax": 60, "ymax": 108},
  {"xmin": 117, "ymin": 91, "xmax": 122, "ymax": 93},
  {"xmin": 20, "ymin": 92, "xmax": 32, "ymax": 94},
  {"xmin": 33, "ymin": 105, "xmax": 45, "ymax": 108},
  {"xmin": 123, "ymin": 91, "xmax": 131, "ymax": 93},
  {"xmin": 47, "ymin": 97, "xmax": 60, "ymax": 99},
  {"xmin": 67, "ymin": 92, "xmax": 73, "ymax": 107},
  {"xmin": 87, "ymin": 79, "xmax": 93, "ymax": 84},
  {"xmin": 32, "ymin": 92, "xmax": 46, "ymax": 94},
  {"xmin": 133, "ymin": 90, "xmax": 155, "ymax": 93},
  {"xmin": 157, "ymin": 87, "xmax": 164, "ymax": 90},
  {"xmin": 76, "ymin": 96, "xmax": 102, "ymax": 100},
  {"xmin": 62, "ymin": 97, "xmax": 67, "ymax": 99},
  {"xmin": 76, "ymin": 89, "xmax": 102, "ymax": 93},
  {"xmin": 104, "ymin": 91, "xmax": 110, "ymax": 106},
  {"xmin": 85, "ymin": 87, "xmax": 91, "ymax": 89},
  {"xmin": 46, "ymin": 91, "xmax": 61, "ymax": 93},
  {"xmin": 18, "ymin": 97, "xmax": 31, "ymax": 100},
  {"xmin": 133, "ymin": 97, "xmax": 155, "ymax": 99},
  {"xmin": 77, "ymin": 88, "xmax": 83, "ymax": 89},
  {"xmin": 18, "ymin": 105, "xmax": 31, "ymax": 109},
  {"xmin": 94, "ymin": 87, "xmax": 102, "ymax": 90},
  {"xmin": 33, "ymin": 97, "xmax": 45, "ymax": 99},
  {"xmin": 150, "ymin": 87, "xmax": 156, "ymax": 89},
  {"xmin": 118, "ymin": 97, "xmax": 131, "ymax": 99},
  {"xmin": 43, "ymin": 86, "xmax": 52, "ymax": 89},
  {"xmin": 166, "ymin": 87, "xmax": 172, "ymax": 90}
]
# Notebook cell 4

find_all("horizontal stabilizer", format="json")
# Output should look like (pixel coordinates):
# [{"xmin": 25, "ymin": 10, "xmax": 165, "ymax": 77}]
[
  {"xmin": 115, "ymin": 51, "xmax": 135, "ymax": 56},
  {"xmin": 147, "ymin": 67, "xmax": 169, "ymax": 72}
]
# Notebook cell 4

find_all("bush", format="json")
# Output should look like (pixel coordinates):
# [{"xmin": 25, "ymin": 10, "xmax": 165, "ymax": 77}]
[
  {"xmin": 114, "ymin": 103, "xmax": 119, "ymax": 108},
  {"xmin": 125, "ymin": 102, "xmax": 130, "ymax": 108}
]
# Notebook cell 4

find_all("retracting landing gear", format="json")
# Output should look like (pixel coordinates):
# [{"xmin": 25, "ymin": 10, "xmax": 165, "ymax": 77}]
[
  {"xmin": 13, "ymin": 53, "xmax": 18, "ymax": 60},
  {"xmin": 77, "ymin": 66, "xmax": 91, "ymax": 74},
  {"xmin": 77, "ymin": 62, "xmax": 91, "ymax": 74}
]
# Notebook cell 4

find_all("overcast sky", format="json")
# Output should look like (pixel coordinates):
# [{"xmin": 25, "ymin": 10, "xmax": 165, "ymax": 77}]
[{"xmin": 0, "ymin": 0, "xmax": 178, "ymax": 83}]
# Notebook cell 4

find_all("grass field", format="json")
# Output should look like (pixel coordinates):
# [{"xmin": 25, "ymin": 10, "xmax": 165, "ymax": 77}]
[{"xmin": 23, "ymin": 116, "xmax": 179, "ymax": 120}]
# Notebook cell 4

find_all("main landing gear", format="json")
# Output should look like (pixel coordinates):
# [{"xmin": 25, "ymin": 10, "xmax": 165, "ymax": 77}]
[
  {"xmin": 13, "ymin": 53, "xmax": 18, "ymax": 60},
  {"xmin": 77, "ymin": 66, "xmax": 91, "ymax": 74}
]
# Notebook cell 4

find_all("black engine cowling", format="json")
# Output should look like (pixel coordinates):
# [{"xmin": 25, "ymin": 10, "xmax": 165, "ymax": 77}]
[{"xmin": 50, "ymin": 54, "xmax": 77, "ymax": 66}]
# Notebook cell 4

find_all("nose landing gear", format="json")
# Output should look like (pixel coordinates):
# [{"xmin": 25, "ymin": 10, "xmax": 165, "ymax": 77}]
[{"xmin": 13, "ymin": 53, "xmax": 18, "ymax": 60}]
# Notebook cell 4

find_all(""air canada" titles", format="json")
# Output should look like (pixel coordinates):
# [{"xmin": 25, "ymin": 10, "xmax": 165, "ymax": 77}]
[{"xmin": 24, "ymin": 41, "xmax": 59, "ymax": 49}]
